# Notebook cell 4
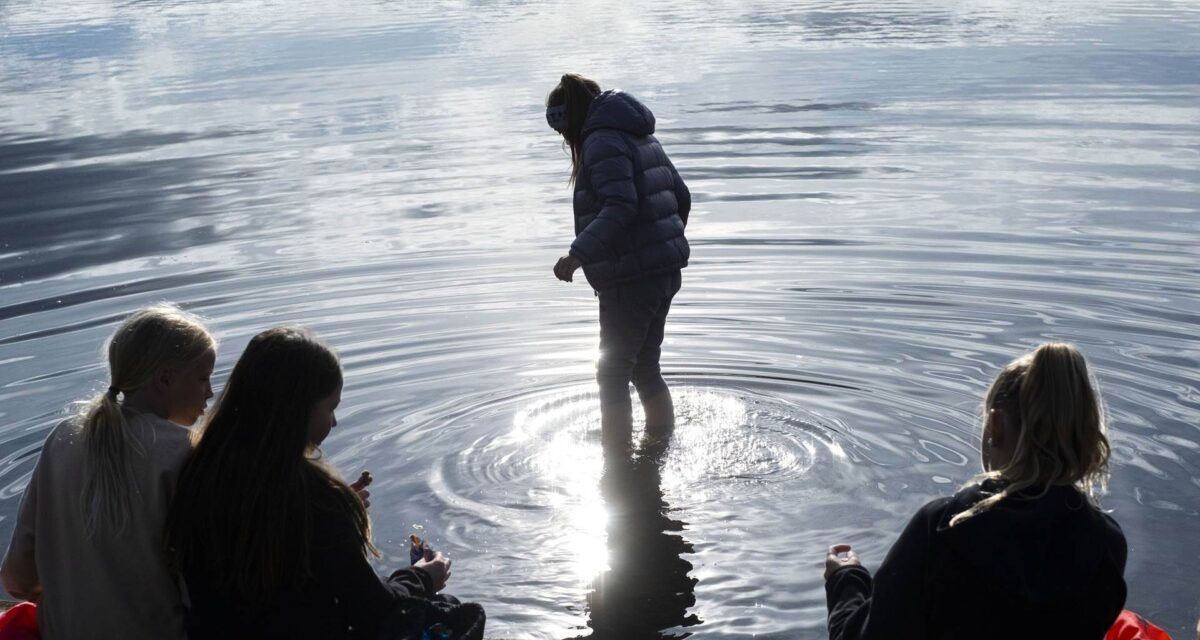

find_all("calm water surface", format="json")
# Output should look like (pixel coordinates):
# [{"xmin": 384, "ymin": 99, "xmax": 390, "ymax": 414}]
[{"xmin": 2, "ymin": 1, "xmax": 1199, "ymax": 637}]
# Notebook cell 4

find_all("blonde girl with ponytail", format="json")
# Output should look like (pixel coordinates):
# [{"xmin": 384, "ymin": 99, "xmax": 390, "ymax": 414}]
[
  {"xmin": 953, "ymin": 342, "xmax": 1111, "ymax": 526},
  {"xmin": 2, "ymin": 305, "xmax": 216, "ymax": 640},
  {"xmin": 823, "ymin": 343, "xmax": 1128, "ymax": 640}
]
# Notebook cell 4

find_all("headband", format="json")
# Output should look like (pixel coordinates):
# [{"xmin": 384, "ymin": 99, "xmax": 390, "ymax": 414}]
[{"xmin": 546, "ymin": 104, "xmax": 568, "ymax": 132}]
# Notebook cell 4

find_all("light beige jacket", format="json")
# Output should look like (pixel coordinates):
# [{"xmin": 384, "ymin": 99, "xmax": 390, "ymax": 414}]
[{"xmin": 2, "ymin": 412, "xmax": 191, "ymax": 640}]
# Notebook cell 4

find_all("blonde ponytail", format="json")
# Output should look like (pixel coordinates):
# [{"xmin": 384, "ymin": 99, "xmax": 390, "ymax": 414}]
[
  {"xmin": 79, "ymin": 305, "xmax": 214, "ymax": 538},
  {"xmin": 951, "ymin": 343, "xmax": 1110, "ymax": 526},
  {"xmin": 80, "ymin": 389, "xmax": 142, "ymax": 537}
]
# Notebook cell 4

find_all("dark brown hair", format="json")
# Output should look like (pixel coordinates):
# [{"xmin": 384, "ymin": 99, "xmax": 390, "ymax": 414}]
[
  {"xmin": 546, "ymin": 72, "xmax": 601, "ymax": 183},
  {"xmin": 166, "ymin": 327, "xmax": 374, "ymax": 599}
]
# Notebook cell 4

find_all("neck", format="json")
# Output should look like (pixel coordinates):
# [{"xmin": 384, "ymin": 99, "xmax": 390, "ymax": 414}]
[{"xmin": 121, "ymin": 387, "xmax": 171, "ymax": 422}]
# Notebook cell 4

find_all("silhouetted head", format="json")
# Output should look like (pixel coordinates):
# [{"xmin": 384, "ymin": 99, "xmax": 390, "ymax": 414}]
[
  {"xmin": 546, "ymin": 72, "xmax": 601, "ymax": 183},
  {"xmin": 167, "ymin": 327, "xmax": 373, "ymax": 600},
  {"xmin": 953, "ymin": 342, "xmax": 1110, "ymax": 526},
  {"xmin": 105, "ymin": 304, "xmax": 216, "ymax": 425},
  {"xmin": 205, "ymin": 326, "xmax": 343, "ymax": 458}
]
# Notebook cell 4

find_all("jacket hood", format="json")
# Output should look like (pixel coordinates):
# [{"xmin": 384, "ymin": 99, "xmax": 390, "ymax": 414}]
[
  {"xmin": 940, "ymin": 481, "xmax": 1125, "ymax": 605},
  {"xmin": 583, "ymin": 90, "xmax": 656, "ymax": 137}
]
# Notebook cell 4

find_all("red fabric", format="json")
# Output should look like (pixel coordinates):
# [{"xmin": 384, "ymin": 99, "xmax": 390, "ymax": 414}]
[
  {"xmin": 0, "ymin": 602, "xmax": 39, "ymax": 640},
  {"xmin": 1107, "ymin": 610, "xmax": 1173, "ymax": 640}
]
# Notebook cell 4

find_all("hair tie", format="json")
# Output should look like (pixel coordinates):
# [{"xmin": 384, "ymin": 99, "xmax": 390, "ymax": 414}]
[{"xmin": 106, "ymin": 386, "xmax": 120, "ymax": 399}]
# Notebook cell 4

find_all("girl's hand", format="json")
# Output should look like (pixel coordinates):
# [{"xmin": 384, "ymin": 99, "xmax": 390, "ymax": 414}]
[
  {"xmin": 415, "ymin": 550, "xmax": 452, "ymax": 592},
  {"xmin": 350, "ymin": 471, "xmax": 372, "ymax": 508},
  {"xmin": 554, "ymin": 255, "xmax": 582, "ymax": 282},
  {"xmin": 824, "ymin": 544, "xmax": 861, "ymax": 579}
]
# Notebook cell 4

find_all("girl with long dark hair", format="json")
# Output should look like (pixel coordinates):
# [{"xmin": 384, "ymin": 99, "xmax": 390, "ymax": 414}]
[
  {"xmin": 166, "ymin": 327, "xmax": 483, "ymax": 639},
  {"xmin": 546, "ymin": 73, "xmax": 691, "ymax": 450}
]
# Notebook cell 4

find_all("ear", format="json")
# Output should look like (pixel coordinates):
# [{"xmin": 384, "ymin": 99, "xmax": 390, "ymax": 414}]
[{"xmin": 153, "ymin": 365, "xmax": 175, "ymax": 393}]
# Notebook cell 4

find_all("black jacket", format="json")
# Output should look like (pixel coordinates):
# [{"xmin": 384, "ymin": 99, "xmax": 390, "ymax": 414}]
[
  {"xmin": 826, "ymin": 480, "xmax": 1127, "ymax": 640},
  {"xmin": 569, "ymin": 90, "xmax": 690, "ymax": 290},
  {"xmin": 183, "ymin": 506, "xmax": 434, "ymax": 640}
]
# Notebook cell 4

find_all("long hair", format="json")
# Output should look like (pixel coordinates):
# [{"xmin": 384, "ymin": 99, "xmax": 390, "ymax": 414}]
[
  {"xmin": 81, "ymin": 305, "xmax": 214, "ymax": 539},
  {"xmin": 165, "ymin": 327, "xmax": 375, "ymax": 600},
  {"xmin": 950, "ymin": 343, "xmax": 1110, "ymax": 526},
  {"xmin": 546, "ymin": 72, "xmax": 601, "ymax": 184}
]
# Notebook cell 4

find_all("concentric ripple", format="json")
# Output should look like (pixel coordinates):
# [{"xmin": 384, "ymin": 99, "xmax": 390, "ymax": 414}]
[{"xmin": 376, "ymin": 384, "xmax": 858, "ymax": 638}]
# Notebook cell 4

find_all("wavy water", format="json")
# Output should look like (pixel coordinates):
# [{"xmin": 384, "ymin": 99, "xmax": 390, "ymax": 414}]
[{"xmin": 2, "ymin": 0, "xmax": 1199, "ymax": 637}]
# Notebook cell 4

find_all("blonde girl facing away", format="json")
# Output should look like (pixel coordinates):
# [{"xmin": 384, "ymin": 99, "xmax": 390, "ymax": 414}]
[
  {"xmin": 823, "ymin": 343, "xmax": 1127, "ymax": 640},
  {"xmin": 1, "ymin": 305, "xmax": 216, "ymax": 639}
]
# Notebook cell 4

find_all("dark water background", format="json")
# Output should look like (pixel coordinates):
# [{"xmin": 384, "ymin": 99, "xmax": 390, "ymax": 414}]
[{"xmin": 2, "ymin": 1, "xmax": 1199, "ymax": 637}]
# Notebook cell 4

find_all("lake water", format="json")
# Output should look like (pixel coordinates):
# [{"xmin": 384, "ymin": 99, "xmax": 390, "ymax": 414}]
[{"xmin": 2, "ymin": 0, "xmax": 1199, "ymax": 637}]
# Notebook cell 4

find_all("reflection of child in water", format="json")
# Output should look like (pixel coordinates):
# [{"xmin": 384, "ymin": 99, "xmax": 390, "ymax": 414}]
[{"xmin": 579, "ymin": 451, "xmax": 699, "ymax": 638}]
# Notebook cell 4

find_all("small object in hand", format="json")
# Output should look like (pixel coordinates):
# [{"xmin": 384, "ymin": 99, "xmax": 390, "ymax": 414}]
[
  {"xmin": 349, "ymin": 471, "xmax": 373, "ymax": 508},
  {"xmin": 409, "ymin": 534, "xmax": 431, "ymax": 565},
  {"xmin": 421, "ymin": 622, "xmax": 452, "ymax": 640}
]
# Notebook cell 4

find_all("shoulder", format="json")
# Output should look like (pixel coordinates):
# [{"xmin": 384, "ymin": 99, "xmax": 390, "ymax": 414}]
[
  {"xmin": 141, "ymin": 412, "xmax": 193, "ymax": 442},
  {"xmin": 305, "ymin": 469, "xmax": 364, "ymax": 547},
  {"xmin": 582, "ymin": 130, "xmax": 632, "ymax": 162},
  {"xmin": 908, "ymin": 494, "xmax": 958, "ymax": 535},
  {"xmin": 1096, "ymin": 509, "xmax": 1125, "ymax": 540},
  {"xmin": 46, "ymin": 415, "xmax": 83, "ymax": 441},
  {"xmin": 41, "ymin": 416, "xmax": 85, "ymax": 454},
  {"xmin": 1092, "ymin": 506, "xmax": 1128, "ymax": 561},
  {"xmin": 895, "ymin": 482, "xmax": 998, "ymax": 538},
  {"xmin": 130, "ymin": 412, "xmax": 194, "ymax": 461},
  {"xmin": 938, "ymin": 479, "xmax": 1004, "ymax": 521}
]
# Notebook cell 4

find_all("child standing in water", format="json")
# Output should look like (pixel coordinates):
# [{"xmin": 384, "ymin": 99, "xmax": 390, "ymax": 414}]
[
  {"xmin": 546, "ymin": 73, "xmax": 691, "ymax": 450},
  {"xmin": 2, "ymin": 305, "xmax": 216, "ymax": 639},
  {"xmin": 823, "ymin": 343, "xmax": 1127, "ymax": 639}
]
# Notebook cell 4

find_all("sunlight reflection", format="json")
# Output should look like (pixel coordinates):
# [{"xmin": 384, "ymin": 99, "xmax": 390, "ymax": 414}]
[
  {"xmin": 511, "ymin": 391, "xmax": 610, "ymax": 581},
  {"xmin": 507, "ymin": 386, "xmax": 845, "ymax": 584},
  {"xmin": 661, "ymin": 391, "xmax": 751, "ymax": 491},
  {"xmin": 660, "ymin": 389, "xmax": 835, "ymax": 492}
]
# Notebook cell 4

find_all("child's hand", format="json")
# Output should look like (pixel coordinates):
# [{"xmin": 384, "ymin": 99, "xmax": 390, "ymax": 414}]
[
  {"xmin": 824, "ymin": 544, "xmax": 862, "ymax": 579},
  {"xmin": 414, "ymin": 550, "xmax": 452, "ymax": 592},
  {"xmin": 350, "ymin": 471, "xmax": 372, "ymax": 508},
  {"xmin": 554, "ymin": 255, "xmax": 582, "ymax": 282}
]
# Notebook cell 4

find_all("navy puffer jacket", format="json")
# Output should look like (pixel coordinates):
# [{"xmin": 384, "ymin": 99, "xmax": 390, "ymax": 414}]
[{"xmin": 568, "ymin": 90, "xmax": 690, "ymax": 290}]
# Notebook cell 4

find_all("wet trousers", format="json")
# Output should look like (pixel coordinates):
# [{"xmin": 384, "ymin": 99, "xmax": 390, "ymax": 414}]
[{"xmin": 596, "ymin": 269, "xmax": 682, "ymax": 429}]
